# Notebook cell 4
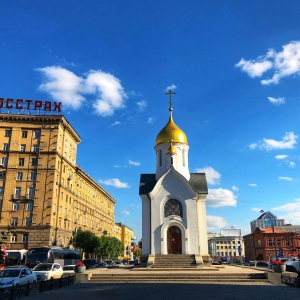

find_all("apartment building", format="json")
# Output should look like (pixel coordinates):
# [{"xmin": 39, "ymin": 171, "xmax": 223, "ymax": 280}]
[
  {"xmin": 114, "ymin": 222, "xmax": 135, "ymax": 259},
  {"xmin": 0, "ymin": 113, "xmax": 116, "ymax": 249}
]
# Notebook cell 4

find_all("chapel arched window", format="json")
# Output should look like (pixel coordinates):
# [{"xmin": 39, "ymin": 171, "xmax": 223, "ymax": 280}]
[{"xmin": 164, "ymin": 199, "xmax": 183, "ymax": 218}]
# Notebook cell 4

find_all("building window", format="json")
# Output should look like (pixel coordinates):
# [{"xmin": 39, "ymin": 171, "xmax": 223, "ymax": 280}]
[
  {"xmin": 0, "ymin": 172, "xmax": 5, "ymax": 180},
  {"xmin": 33, "ymin": 131, "xmax": 40, "ymax": 139},
  {"xmin": 3, "ymin": 143, "xmax": 9, "ymax": 151},
  {"xmin": 164, "ymin": 199, "xmax": 183, "ymax": 218},
  {"xmin": 22, "ymin": 131, "xmax": 28, "ymax": 138},
  {"xmin": 0, "ymin": 187, "xmax": 3, "ymax": 195},
  {"xmin": 277, "ymin": 239, "xmax": 281, "ymax": 246},
  {"xmin": 29, "ymin": 172, "xmax": 36, "ymax": 181},
  {"xmin": 286, "ymin": 239, "xmax": 290, "ymax": 246},
  {"xmin": 31, "ymin": 158, "xmax": 37, "ymax": 166},
  {"xmin": 17, "ymin": 172, "xmax": 23, "ymax": 181},
  {"xmin": 268, "ymin": 239, "xmax": 273, "ymax": 246},
  {"xmin": 19, "ymin": 158, "xmax": 25, "ymax": 166},
  {"xmin": 159, "ymin": 150, "xmax": 162, "ymax": 167},
  {"xmin": 25, "ymin": 217, "xmax": 32, "ymax": 227},
  {"xmin": 12, "ymin": 202, "xmax": 20, "ymax": 211},
  {"xmin": 20, "ymin": 144, "xmax": 26, "ymax": 152},
  {"xmin": 1, "ymin": 157, "xmax": 8, "ymax": 166},
  {"xmin": 28, "ymin": 187, "xmax": 35, "ymax": 199},
  {"xmin": 11, "ymin": 234, "xmax": 17, "ymax": 243},
  {"xmin": 15, "ymin": 187, "xmax": 21, "ymax": 198},
  {"xmin": 11, "ymin": 217, "xmax": 18, "ymax": 226},
  {"xmin": 26, "ymin": 202, "xmax": 33, "ymax": 211},
  {"xmin": 32, "ymin": 145, "xmax": 39, "ymax": 152},
  {"xmin": 22, "ymin": 234, "xmax": 28, "ymax": 243},
  {"xmin": 4, "ymin": 130, "xmax": 11, "ymax": 137},
  {"xmin": 182, "ymin": 149, "xmax": 185, "ymax": 166}
]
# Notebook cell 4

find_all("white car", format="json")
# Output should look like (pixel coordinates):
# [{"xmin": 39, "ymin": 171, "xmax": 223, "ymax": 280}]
[
  {"xmin": 32, "ymin": 263, "xmax": 63, "ymax": 281},
  {"xmin": 62, "ymin": 265, "xmax": 75, "ymax": 275},
  {"xmin": 0, "ymin": 266, "xmax": 37, "ymax": 288}
]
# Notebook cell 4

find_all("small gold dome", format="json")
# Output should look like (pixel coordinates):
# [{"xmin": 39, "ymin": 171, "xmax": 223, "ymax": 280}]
[
  {"xmin": 167, "ymin": 140, "xmax": 177, "ymax": 155},
  {"xmin": 156, "ymin": 114, "xmax": 188, "ymax": 145}
]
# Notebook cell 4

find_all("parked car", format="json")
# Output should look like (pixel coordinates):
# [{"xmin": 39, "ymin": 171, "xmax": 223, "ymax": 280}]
[
  {"xmin": 98, "ymin": 262, "xmax": 108, "ymax": 268},
  {"xmin": 114, "ymin": 260, "xmax": 123, "ymax": 265},
  {"xmin": 255, "ymin": 261, "xmax": 269, "ymax": 268},
  {"xmin": 82, "ymin": 259, "xmax": 99, "ymax": 269},
  {"xmin": 104, "ymin": 260, "xmax": 115, "ymax": 266},
  {"xmin": 0, "ymin": 265, "xmax": 37, "ymax": 288},
  {"xmin": 62, "ymin": 265, "xmax": 75, "ymax": 275},
  {"xmin": 122, "ymin": 260, "xmax": 129, "ymax": 265},
  {"xmin": 32, "ymin": 263, "xmax": 63, "ymax": 281}
]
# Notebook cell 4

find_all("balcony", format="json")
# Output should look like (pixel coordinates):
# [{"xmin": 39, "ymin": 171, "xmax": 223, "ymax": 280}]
[{"xmin": 11, "ymin": 194, "xmax": 35, "ymax": 201}]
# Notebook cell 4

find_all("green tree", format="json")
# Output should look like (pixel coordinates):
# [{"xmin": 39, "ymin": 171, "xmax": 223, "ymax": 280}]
[
  {"xmin": 96, "ymin": 236, "xmax": 124, "ymax": 260},
  {"xmin": 75, "ymin": 229, "xmax": 100, "ymax": 257}
]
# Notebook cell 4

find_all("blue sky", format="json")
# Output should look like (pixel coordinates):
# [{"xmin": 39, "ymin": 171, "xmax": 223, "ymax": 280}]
[{"xmin": 1, "ymin": 1, "xmax": 300, "ymax": 242}]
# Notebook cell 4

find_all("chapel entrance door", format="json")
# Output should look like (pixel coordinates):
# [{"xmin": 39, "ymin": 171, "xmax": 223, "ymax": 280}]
[{"xmin": 167, "ymin": 226, "xmax": 182, "ymax": 254}]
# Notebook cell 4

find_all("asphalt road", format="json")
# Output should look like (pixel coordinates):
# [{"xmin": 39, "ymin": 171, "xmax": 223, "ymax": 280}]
[{"xmin": 25, "ymin": 282, "xmax": 300, "ymax": 300}]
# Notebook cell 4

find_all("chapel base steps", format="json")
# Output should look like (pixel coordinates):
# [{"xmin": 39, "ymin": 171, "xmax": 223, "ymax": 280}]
[
  {"xmin": 89, "ymin": 272, "xmax": 268, "ymax": 283},
  {"xmin": 152, "ymin": 254, "xmax": 197, "ymax": 268}
]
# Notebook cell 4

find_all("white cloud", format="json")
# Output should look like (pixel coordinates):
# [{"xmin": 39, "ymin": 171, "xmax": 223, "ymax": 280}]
[
  {"xmin": 249, "ymin": 183, "xmax": 257, "ymax": 187},
  {"xmin": 195, "ymin": 166, "xmax": 221, "ymax": 185},
  {"xmin": 289, "ymin": 161, "xmax": 296, "ymax": 167},
  {"xmin": 236, "ymin": 41, "xmax": 300, "ymax": 85},
  {"xmin": 275, "ymin": 155, "xmax": 288, "ymax": 160},
  {"xmin": 111, "ymin": 121, "xmax": 121, "ymax": 126},
  {"xmin": 129, "ymin": 160, "xmax": 141, "ymax": 166},
  {"xmin": 130, "ymin": 204, "xmax": 140, "ymax": 208},
  {"xmin": 232, "ymin": 186, "xmax": 239, "ymax": 192},
  {"xmin": 136, "ymin": 100, "xmax": 147, "ymax": 111},
  {"xmin": 98, "ymin": 178, "xmax": 129, "ymax": 188},
  {"xmin": 147, "ymin": 117, "xmax": 154, "ymax": 124},
  {"xmin": 249, "ymin": 132, "xmax": 297, "ymax": 151},
  {"xmin": 278, "ymin": 176, "xmax": 293, "ymax": 181},
  {"xmin": 37, "ymin": 66, "xmax": 127, "ymax": 116},
  {"xmin": 122, "ymin": 209, "xmax": 130, "ymax": 216},
  {"xmin": 166, "ymin": 84, "xmax": 177, "ymax": 91},
  {"xmin": 207, "ymin": 215, "xmax": 228, "ymax": 230},
  {"xmin": 251, "ymin": 207, "xmax": 264, "ymax": 212},
  {"xmin": 267, "ymin": 97, "xmax": 285, "ymax": 105},
  {"xmin": 206, "ymin": 189, "xmax": 237, "ymax": 208},
  {"xmin": 272, "ymin": 199, "xmax": 300, "ymax": 224}
]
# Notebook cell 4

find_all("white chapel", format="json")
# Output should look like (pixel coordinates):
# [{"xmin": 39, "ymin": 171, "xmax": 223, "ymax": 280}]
[{"xmin": 139, "ymin": 91, "xmax": 210, "ymax": 267}]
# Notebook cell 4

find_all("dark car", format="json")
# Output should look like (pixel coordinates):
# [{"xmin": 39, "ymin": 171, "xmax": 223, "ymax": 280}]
[
  {"xmin": 256, "ymin": 261, "xmax": 269, "ymax": 268},
  {"xmin": 82, "ymin": 259, "xmax": 98, "ymax": 269},
  {"xmin": 104, "ymin": 260, "xmax": 115, "ymax": 266}
]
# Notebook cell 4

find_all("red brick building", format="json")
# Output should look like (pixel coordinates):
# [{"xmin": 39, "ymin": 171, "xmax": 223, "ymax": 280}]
[{"xmin": 243, "ymin": 227, "xmax": 300, "ymax": 262}]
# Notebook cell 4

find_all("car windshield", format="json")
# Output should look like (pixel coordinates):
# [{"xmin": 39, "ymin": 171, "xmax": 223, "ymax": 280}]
[
  {"xmin": 33, "ymin": 264, "xmax": 52, "ymax": 271},
  {"xmin": 0, "ymin": 269, "xmax": 20, "ymax": 278},
  {"xmin": 63, "ymin": 266, "xmax": 74, "ymax": 270}
]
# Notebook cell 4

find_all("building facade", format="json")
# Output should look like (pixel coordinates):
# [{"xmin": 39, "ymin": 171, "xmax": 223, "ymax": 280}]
[
  {"xmin": 208, "ymin": 229, "xmax": 245, "ymax": 263},
  {"xmin": 250, "ymin": 211, "xmax": 285, "ymax": 233},
  {"xmin": 0, "ymin": 113, "xmax": 116, "ymax": 250},
  {"xmin": 114, "ymin": 222, "xmax": 135, "ymax": 259},
  {"xmin": 243, "ymin": 227, "xmax": 300, "ymax": 262}
]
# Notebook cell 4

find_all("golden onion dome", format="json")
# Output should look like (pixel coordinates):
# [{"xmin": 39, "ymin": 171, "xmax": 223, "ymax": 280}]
[
  {"xmin": 156, "ymin": 114, "xmax": 188, "ymax": 145},
  {"xmin": 167, "ymin": 140, "xmax": 177, "ymax": 155}
]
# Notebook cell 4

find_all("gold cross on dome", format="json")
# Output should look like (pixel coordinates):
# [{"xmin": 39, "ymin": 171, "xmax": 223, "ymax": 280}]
[{"xmin": 165, "ymin": 90, "xmax": 176, "ymax": 110}]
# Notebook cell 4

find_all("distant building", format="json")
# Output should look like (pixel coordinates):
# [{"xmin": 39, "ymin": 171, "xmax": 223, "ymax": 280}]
[
  {"xmin": 114, "ymin": 222, "xmax": 136, "ymax": 259},
  {"xmin": 208, "ymin": 229, "xmax": 244, "ymax": 263},
  {"xmin": 0, "ymin": 113, "xmax": 116, "ymax": 249},
  {"xmin": 250, "ymin": 211, "xmax": 285, "ymax": 233},
  {"xmin": 243, "ymin": 227, "xmax": 300, "ymax": 261}
]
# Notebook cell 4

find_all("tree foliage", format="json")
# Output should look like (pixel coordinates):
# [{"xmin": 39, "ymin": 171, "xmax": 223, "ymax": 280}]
[{"xmin": 74, "ymin": 229, "xmax": 124, "ymax": 260}]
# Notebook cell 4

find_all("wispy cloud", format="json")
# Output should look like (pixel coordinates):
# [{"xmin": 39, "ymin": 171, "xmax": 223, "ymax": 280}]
[
  {"xmin": 122, "ymin": 209, "xmax": 130, "ymax": 216},
  {"xmin": 207, "ymin": 215, "xmax": 228, "ymax": 230},
  {"xmin": 278, "ymin": 176, "xmax": 293, "ymax": 181},
  {"xmin": 236, "ymin": 41, "xmax": 300, "ymax": 85},
  {"xmin": 98, "ymin": 178, "xmax": 130, "ymax": 188},
  {"xmin": 232, "ymin": 186, "xmax": 239, "ymax": 192},
  {"xmin": 272, "ymin": 199, "xmax": 300, "ymax": 224},
  {"xmin": 249, "ymin": 183, "xmax": 257, "ymax": 187},
  {"xmin": 147, "ymin": 117, "xmax": 154, "ymax": 124},
  {"xmin": 166, "ymin": 84, "xmax": 177, "ymax": 91},
  {"xmin": 267, "ymin": 97, "xmax": 285, "ymax": 105},
  {"xmin": 206, "ymin": 188, "xmax": 237, "ymax": 208},
  {"xmin": 111, "ymin": 121, "xmax": 121, "ymax": 126},
  {"xmin": 37, "ymin": 66, "xmax": 127, "ymax": 116},
  {"xmin": 275, "ymin": 155, "xmax": 288, "ymax": 160},
  {"xmin": 195, "ymin": 166, "xmax": 221, "ymax": 185},
  {"xmin": 129, "ymin": 160, "xmax": 141, "ymax": 166},
  {"xmin": 250, "ymin": 132, "xmax": 297, "ymax": 150},
  {"xmin": 130, "ymin": 204, "xmax": 140, "ymax": 208},
  {"xmin": 136, "ymin": 100, "xmax": 147, "ymax": 111}
]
